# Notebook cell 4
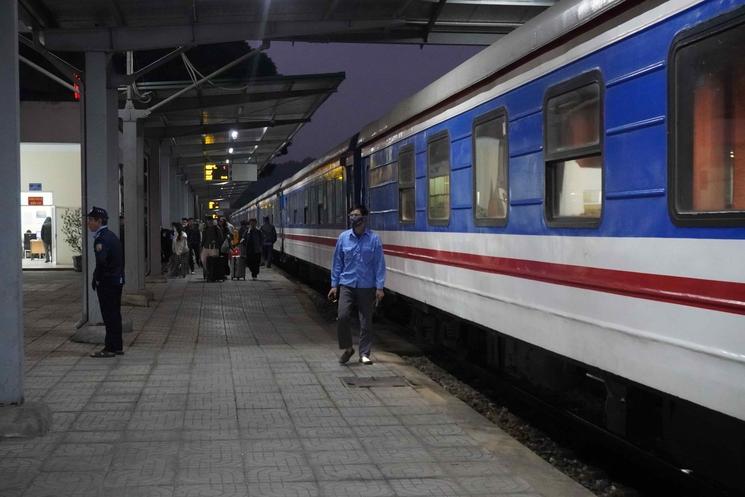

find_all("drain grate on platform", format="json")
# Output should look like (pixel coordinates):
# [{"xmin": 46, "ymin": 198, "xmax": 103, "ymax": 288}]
[{"xmin": 341, "ymin": 376, "xmax": 410, "ymax": 388}]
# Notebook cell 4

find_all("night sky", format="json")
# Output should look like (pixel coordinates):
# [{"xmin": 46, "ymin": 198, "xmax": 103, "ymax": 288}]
[{"xmin": 263, "ymin": 42, "xmax": 482, "ymax": 162}]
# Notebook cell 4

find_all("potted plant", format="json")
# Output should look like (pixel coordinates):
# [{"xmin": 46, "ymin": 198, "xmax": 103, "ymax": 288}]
[{"xmin": 61, "ymin": 208, "xmax": 83, "ymax": 271}]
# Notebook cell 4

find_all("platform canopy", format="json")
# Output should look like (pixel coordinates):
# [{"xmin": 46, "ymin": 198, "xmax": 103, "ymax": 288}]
[
  {"xmin": 19, "ymin": 0, "xmax": 553, "ymax": 50},
  {"xmin": 125, "ymin": 72, "xmax": 344, "ymax": 202}
]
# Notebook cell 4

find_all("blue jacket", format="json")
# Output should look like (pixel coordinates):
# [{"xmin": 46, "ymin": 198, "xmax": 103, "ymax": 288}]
[
  {"xmin": 331, "ymin": 228, "xmax": 386, "ymax": 290},
  {"xmin": 93, "ymin": 226, "xmax": 124, "ymax": 286}
]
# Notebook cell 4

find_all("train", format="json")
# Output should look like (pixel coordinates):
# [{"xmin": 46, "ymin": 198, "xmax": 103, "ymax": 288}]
[{"xmin": 232, "ymin": 0, "xmax": 745, "ymax": 492}]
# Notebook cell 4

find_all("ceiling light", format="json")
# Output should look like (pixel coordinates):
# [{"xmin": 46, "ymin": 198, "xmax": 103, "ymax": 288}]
[
  {"xmin": 230, "ymin": 130, "xmax": 238, "ymax": 139},
  {"xmin": 225, "ymin": 159, "xmax": 230, "ymax": 164},
  {"xmin": 228, "ymin": 147, "xmax": 234, "ymax": 154}
]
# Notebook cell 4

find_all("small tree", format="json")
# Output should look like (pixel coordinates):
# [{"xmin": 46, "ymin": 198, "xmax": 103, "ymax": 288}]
[{"xmin": 60, "ymin": 208, "xmax": 82, "ymax": 255}]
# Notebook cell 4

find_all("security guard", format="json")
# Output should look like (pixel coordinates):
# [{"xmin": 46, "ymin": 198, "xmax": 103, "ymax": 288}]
[{"xmin": 86, "ymin": 207, "xmax": 125, "ymax": 358}]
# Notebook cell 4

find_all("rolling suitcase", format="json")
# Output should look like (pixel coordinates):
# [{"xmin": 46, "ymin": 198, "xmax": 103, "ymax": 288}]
[
  {"xmin": 205, "ymin": 255, "xmax": 225, "ymax": 282},
  {"xmin": 231, "ymin": 256, "xmax": 246, "ymax": 280}
]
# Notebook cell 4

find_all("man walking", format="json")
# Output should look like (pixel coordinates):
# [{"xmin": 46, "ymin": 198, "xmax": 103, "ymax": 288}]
[
  {"xmin": 260, "ymin": 216, "xmax": 277, "ymax": 268},
  {"xmin": 328, "ymin": 205, "xmax": 385, "ymax": 365},
  {"xmin": 87, "ymin": 207, "xmax": 125, "ymax": 358},
  {"xmin": 241, "ymin": 218, "xmax": 263, "ymax": 280}
]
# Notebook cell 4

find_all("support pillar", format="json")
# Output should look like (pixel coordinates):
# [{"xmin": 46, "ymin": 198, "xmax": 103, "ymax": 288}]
[
  {"xmin": 83, "ymin": 53, "xmax": 119, "ymax": 325},
  {"xmin": 71, "ymin": 52, "xmax": 134, "ymax": 347},
  {"xmin": 0, "ymin": 0, "xmax": 50, "ymax": 438},
  {"xmin": 121, "ymin": 116, "xmax": 151, "ymax": 306},
  {"xmin": 160, "ymin": 146, "xmax": 171, "ymax": 227},
  {"xmin": 147, "ymin": 141, "xmax": 165, "ymax": 281},
  {"xmin": 0, "ymin": 0, "xmax": 23, "ymax": 406}
]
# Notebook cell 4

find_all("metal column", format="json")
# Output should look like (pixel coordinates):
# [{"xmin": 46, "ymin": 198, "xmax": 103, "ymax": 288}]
[
  {"xmin": 147, "ymin": 141, "xmax": 163, "ymax": 278},
  {"xmin": 159, "ymin": 146, "xmax": 171, "ymax": 227},
  {"xmin": 83, "ymin": 52, "xmax": 119, "ymax": 325},
  {"xmin": 0, "ymin": 0, "xmax": 23, "ymax": 405},
  {"xmin": 121, "ymin": 118, "xmax": 147, "ymax": 298}
]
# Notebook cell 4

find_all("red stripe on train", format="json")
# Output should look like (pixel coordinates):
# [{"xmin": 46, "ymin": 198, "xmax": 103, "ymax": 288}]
[{"xmin": 284, "ymin": 233, "xmax": 745, "ymax": 315}]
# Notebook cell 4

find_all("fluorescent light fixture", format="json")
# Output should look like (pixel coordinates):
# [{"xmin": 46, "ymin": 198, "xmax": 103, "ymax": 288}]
[
  {"xmin": 225, "ymin": 159, "xmax": 230, "ymax": 164},
  {"xmin": 230, "ymin": 130, "xmax": 238, "ymax": 139},
  {"xmin": 228, "ymin": 147, "xmax": 234, "ymax": 154}
]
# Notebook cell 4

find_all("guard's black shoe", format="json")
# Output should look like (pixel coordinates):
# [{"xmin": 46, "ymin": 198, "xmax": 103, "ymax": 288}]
[
  {"xmin": 113, "ymin": 350, "xmax": 124, "ymax": 356},
  {"xmin": 339, "ymin": 348, "xmax": 355, "ymax": 364}
]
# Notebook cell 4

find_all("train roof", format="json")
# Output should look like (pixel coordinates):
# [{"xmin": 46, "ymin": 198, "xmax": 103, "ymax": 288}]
[
  {"xmin": 358, "ymin": 0, "xmax": 626, "ymax": 146},
  {"xmin": 242, "ymin": 135, "xmax": 354, "ymax": 208}
]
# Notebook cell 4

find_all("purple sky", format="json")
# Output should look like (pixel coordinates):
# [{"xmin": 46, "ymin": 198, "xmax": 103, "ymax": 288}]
[{"xmin": 263, "ymin": 42, "xmax": 482, "ymax": 162}]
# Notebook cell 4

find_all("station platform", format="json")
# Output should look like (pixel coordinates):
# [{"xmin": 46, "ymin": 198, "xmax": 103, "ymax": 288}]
[{"xmin": 2, "ymin": 270, "xmax": 593, "ymax": 497}]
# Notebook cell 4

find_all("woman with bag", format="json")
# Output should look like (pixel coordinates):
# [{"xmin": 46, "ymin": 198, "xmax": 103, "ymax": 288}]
[
  {"xmin": 201, "ymin": 219, "xmax": 224, "ymax": 278},
  {"xmin": 170, "ymin": 223, "xmax": 190, "ymax": 278},
  {"xmin": 241, "ymin": 218, "xmax": 263, "ymax": 280}
]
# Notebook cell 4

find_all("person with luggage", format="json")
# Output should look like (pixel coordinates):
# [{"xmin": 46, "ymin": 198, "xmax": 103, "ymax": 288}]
[
  {"xmin": 241, "ymin": 218, "xmax": 263, "ymax": 280},
  {"xmin": 201, "ymin": 219, "xmax": 224, "ymax": 280},
  {"xmin": 86, "ymin": 206, "xmax": 125, "ymax": 358},
  {"xmin": 41, "ymin": 217, "xmax": 53, "ymax": 263},
  {"xmin": 260, "ymin": 216, "xmax": 277, "ymax": 268},
  {"xmin": 170, "ymin": 222, "xmax": 190, "ymax": 278},
  {"xmin": 328, "ymin": 205, "xmax": 386, "ymax": 365},
  {"xmin": 186, "ymin": 218, "xmax": 202, "ymax": 273}
]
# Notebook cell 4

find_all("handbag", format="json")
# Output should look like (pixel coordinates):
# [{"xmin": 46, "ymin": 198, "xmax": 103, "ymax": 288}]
[{"xmin": 220, "ymin": 238, "xmax": 230, "ymax": 255}]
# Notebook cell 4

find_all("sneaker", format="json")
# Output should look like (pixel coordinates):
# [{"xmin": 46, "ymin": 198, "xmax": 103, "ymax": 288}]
[
  {"xmin": 339, "ymin": 347, "xmax": 355, "ymax": 364},
  {"xmin": 359, "ymin": 355, "xmax": 373, "ymax": 365}
]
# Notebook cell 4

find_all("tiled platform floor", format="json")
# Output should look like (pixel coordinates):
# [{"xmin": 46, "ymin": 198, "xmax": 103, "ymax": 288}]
[{"xmin": 1, "ymin": 270, "xmax": 593, "ymax": 497}]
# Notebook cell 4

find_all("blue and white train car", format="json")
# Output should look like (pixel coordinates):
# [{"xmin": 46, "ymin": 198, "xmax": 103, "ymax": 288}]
[{"xmin": 234, "ymin": 0, "xmax": 745, "ymax": 490}]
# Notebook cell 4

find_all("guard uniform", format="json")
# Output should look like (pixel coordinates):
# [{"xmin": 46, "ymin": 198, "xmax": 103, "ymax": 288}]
[{"xmin": 89, "ymin": 207, "xmax": 125, "ymax": 355}]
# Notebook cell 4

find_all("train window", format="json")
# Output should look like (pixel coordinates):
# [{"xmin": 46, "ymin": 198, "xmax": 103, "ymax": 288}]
[
  {"xmin": 336, "ymin": 170, "xmax": 346, "ymax": 225},
  {"xmin": 473, "ymin": 110, "xmax": 508, "ymax": 225},
  {"xmin": 545, "ymin": 71, "xmax": 603, "ymax": 227},
  {"xmin": 398, "ymin": 145, "xmax": 415, "ymax": 223},
  {"xmin": 427, "ymin": 132, "xmax": 451, "ymax": 224},
  {"xmin": 670, "ymin": 14, "xmax": 745, "ymax": 225}
]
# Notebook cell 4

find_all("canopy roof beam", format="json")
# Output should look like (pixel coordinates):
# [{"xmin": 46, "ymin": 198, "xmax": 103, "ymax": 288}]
[
  {"xmin": 145, "ymin": 118, "xmax": 309, "ymax": 139},
  {"xmin": 172, "ymin": 140, "xmax": 284, "ymax": 155},
  {"xmin": 147, "ymin": 87, "xmax": 332, "ymax": 114},
  {"xmin": 40, "ymin": 20, "xmax": 403, "ymax": 51}
]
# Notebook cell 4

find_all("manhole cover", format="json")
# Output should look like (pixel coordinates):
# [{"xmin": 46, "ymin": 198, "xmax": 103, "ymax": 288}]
[{"xmin": 341, "ymin": 376, "xmax": 410, "ymax": 388}]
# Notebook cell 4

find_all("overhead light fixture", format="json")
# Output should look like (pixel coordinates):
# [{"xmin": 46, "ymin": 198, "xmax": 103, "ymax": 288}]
[
  {"xmin": 225, "ymin": 159, "xmax": 230, "ymax": 164},
  {"xmin": 230, "ymin": 130, "xmax": 238, "ymax": 139},
  {"xmin": 228, "ymin": 147, "xmax": 234, "ymax": 154}
]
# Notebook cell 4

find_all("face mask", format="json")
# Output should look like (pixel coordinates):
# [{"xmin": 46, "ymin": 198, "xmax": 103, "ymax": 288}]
[{"xmin": 349, "ymin": 215, "xmax": 365, "ymax": 228}]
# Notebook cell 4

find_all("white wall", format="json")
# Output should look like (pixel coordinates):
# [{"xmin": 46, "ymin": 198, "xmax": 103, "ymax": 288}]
[{"xmin": 20, "ymin": 143, "xmax": 81, "ymax": 265}]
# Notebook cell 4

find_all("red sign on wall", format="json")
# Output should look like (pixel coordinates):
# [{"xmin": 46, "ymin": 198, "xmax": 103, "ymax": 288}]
[{"xmin": 28, "ymin": 197, "xmax": 44, "ymax": 206}]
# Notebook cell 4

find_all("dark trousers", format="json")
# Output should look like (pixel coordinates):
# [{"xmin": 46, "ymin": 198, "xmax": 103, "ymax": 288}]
[
  {"xmin": 189, "ymin": 244, "xmax": 201, "ymax": 270},
  {"xmin": 337, "ymin": 286, "xmax": 376, "ymax": 357},
  {"xmin": 97, "ymin": 283, "xmax": 123, "ymax": 352},
  {"xmin": 246, "ymin": 252, "xmax": 261, "ymax": 277},
  {"xmin": 262, "ymin": 245, "xmax": 273, "ymax": 267},
  {"xmin": 44, "ymin": 242, "xmax": 52, "ymax": 262}
]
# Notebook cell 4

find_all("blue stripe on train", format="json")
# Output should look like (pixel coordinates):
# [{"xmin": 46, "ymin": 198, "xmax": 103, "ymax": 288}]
[{"xmin": 360, "ymin": 0, "xmax": 745, "ymax": 240}]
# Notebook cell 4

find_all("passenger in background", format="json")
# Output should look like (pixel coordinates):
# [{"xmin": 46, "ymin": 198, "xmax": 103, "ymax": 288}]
[
  {"xmin": 41, "ymin": 217, "xmax": 52, "ymax": 263},
  {"xmin": 160, "ymin": 227, "xmax": 173, "ymax": 270},
  {"xmin": 201, "ymin": 219, "xmax": 224, "ymax": 273},
  {"xmin": 260, "ymin": 216, "xmax": 277, "ymax": 268},
  {"xmin": 170, "ymin": 222, "xmax": 190, "ymax": 278},
  {"xmin": 186, "ymin": 218, "xmax": 201, "ymax": 274},
  {"xmin": 241, "ymin": 218, "xmax": 263, "ymax": 280},
  {"xmin": 328, "ymin": 205, "xmax": 386, "ymax": 365}
]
